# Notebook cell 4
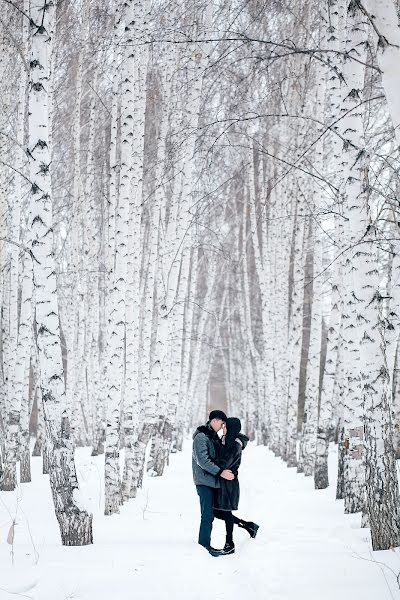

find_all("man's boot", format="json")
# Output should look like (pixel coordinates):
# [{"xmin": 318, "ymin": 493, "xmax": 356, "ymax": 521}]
[
  {"xmin": 204, "ymin": 545, "xmax": 224, "ymax": 556},
  {"xmin": 210, "ymin": 541, "xmax": 235, "ymax": 556}
]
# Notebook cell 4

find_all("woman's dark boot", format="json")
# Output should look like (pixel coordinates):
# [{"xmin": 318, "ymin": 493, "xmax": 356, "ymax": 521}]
[
  {"xmin": 222, "ymin": 541, "xmax": 235, "ymax": 554},
  {"xmin": 238, "ymin": 520, "xmax": 259, "ymax": 538}
]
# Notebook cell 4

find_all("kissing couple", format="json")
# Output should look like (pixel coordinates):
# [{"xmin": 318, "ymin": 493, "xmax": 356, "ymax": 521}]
[{"xmin": 192, "ymin": 409, "xmax": 259, "ymax": 556}]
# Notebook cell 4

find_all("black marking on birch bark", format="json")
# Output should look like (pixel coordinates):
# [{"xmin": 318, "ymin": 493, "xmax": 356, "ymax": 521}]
[
  {"xmin": 8, "ymin": 410, "xmax": 20, "ymax": 426},
  {"xmin": 36, "ymin": 140, "xmax": 48, "ymax": 152},
  {"xmin": 26, "ymin": 147, "xmax": 36, "ymax": 160},
  {"xmin": 31, "ymin": 81, "xmax": 45, "ymax": 92},
  {"xmin": 38, "ymin": 162, "xmax": 50, "ymax": 175},
  {"xmin": 49, "ymin": 373, "xmax": 63, "ymax": 382},
  {"xmin": 37, "ymin": 324, "xmax": 53, "ymax": 336},
  {"xmin": 30, "ymin": 59, "xmax": 42, "ymax": 69},
  {"xmin": 42, "ymin": 391, "xmax": 53, "ymax": 403},
  {"xmin": 32, "ymin": 214, "xmax": 45, "ymax": 227},
  {"xmin": 43, "ymin": 1, "xmax": 55, "ymax": 12},
  {"xmin": 353, "ymin": 148, "xmax": 366, "ymax": 166},
  {"xmin": 351, "ymin": 291, "xmax": 362, "ymax": 301}
]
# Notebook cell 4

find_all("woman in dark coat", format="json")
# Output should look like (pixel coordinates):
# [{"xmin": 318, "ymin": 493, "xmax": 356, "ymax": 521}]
[{"xmin": 213, "ymin": 417, "xmax": 259, "ymax": 556}]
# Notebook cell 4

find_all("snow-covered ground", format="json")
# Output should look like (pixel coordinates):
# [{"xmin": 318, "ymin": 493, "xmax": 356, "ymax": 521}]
[{"xmin": 1, "ymin": 443, "xmax": 400, "ymax": 600}]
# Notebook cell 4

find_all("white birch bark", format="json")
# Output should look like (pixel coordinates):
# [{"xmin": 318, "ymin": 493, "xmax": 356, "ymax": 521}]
[
  {"xmin": 357, "ymin": 194, "xmax": 400, "ymax": 550},
  {"xmin": 314, "ymin": 230, "xmax": 342, "ymax": 488},
  {"xmin": 188, "ymin": 255, "xmax": 218, "ymax": 412},
  {"xmin": 69, "ymin": 48, "xmax": 85, "ymax": 446},
  {"xmin": 335, "ymin": 322, "xmax": 346, "ymax": 499},
  {"xmin": 248, "ymin": 141, "xmax": 269, "ymax": 441},
  {"xmin": 28, "ymin": 0, "xmax": 92, "ymax": 545},
  {"xmin": 261, "ymin": 180, "xmax": 275, "ymax": 446},
  {"xmin": 104, "ymin": 1, "xmax": 134, "ymax": 515},
  {"xmin": 122, "ymin": 0, "xmax": 150, "ymax": 500},
  {"xmin": 19, "ymin": 352, "xmax": 34, "ymax": 484},
  {"xmin": 276, "ymin": 185, "xmax": 294, "ymax": 460},
  {"xmin": 4, "ymin": 251, "xmax": 33, "ymax": 488},
  {"xmin": 363, "ymin": 0, "xmax": 400, "ymax": 145},
  {"xmin": 298, "ymin": 8, "xmax": 329, "ymax": 477},
  {"xmin": 175, "ymin": 245, "xmax": 199, "ymax": 444},
  {"xmin": 300, "ymin": 217, "xmax": 323, "ymax": 477},
  {"xmin": 339, "ymin": 2, "xmax": 368, "ymax": 514},
  {"xmin": 32, "ymin": 352, "xmax": 44, "ymax": 458},
  {"xmin": 83, "ymin": 66, "xmax": 102, "ymax": 455},
  {"xmin": 286, "ymin": 187, "xmax": 306, "ymax": 467},
  {"xmin": 241, "ymin": 182, "xmax": 261, "ymax": 438},
  {"xmin": 0, "ymin": 0, "xmax": 29, "ymax": 490},
  {"xmin": 147, "ymin": 4, "xmax": 214, "ymax": 474},
  {"xmin": 315, "ymin": 0, "xmax": 347, "ymax": 491},
  {"xmin": 392, "ymin": 336, "xmax": 400, "ymax": 458},
  {"xmin": 265, "ymin": 185, "xmax": 281, "ymax": 454}
]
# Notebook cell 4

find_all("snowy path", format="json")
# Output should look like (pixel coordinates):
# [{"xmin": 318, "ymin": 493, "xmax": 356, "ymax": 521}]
[{"xmin": 1, "ymin": 443, "xmax": 400, "ymax": 600}]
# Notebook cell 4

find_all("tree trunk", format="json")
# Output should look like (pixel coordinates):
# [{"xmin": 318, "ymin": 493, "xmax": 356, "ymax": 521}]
[
  {"xmin": 300, "ymin": 218, "xmax": 323, "ymax": 477},
  {"xmin": 28, "ymin": 0, "xmax": 92, "ymax": 545},
  {"xmin": 363, "ymin": 0, "xmax": 400, "ymax": 146},
  {"xmin": 315, "ymin": 229, "xmax": 342, "ymax": 489},
  {"xmin": 339, "ymin": 0, "xmax": 368, "ymax": 515},
  {"xmin": 286, "ymin": 189, "xmax": 306, "ymax": 467}
]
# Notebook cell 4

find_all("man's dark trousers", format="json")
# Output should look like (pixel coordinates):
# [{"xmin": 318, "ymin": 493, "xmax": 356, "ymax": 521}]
[{"xmin": 196, "ymin": 485, "xmax": 215, "ymax": 547}]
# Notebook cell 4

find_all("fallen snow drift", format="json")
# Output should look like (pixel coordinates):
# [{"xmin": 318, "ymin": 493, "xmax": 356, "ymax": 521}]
[{"xmin": 1, "ymin": 443, "xmax": 400, "ymax": 600}]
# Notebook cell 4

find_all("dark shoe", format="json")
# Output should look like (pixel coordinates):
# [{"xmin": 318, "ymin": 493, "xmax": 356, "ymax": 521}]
[
  {"xmin": 210, "ymin": 542, "xmax": 235, "ymax": 556},
  {"xmin": 239, "ymin": 521, "xmax": 259, "ymax": 538},
  {"xmin": 200, "ymin": 545, "xmax": 223, "ymax": 556}
]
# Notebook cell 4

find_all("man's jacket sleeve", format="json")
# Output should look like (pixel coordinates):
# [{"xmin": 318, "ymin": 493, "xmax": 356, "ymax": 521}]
[{"xmin": 193, "ymin": 434, "xmax": 222, "ymax": 476}]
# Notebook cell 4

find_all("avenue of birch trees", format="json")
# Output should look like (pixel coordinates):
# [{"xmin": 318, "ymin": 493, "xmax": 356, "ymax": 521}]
[{"xmin": 1, "ymin": 0, "xmax": 400, "ymax": 552}]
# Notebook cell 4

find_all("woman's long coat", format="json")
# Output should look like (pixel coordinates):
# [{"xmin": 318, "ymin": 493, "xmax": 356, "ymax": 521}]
[{"xmin": 214, "ymin": 433, "xmax": 248, "ymax": 511}]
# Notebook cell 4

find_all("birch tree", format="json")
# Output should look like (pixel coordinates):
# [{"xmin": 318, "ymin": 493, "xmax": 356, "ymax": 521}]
[{"xmin": 27, "ymin": 0, "xmax": 92, "ymax": 545}]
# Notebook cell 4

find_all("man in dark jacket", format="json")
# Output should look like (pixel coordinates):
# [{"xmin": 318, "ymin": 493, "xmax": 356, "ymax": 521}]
[{"xmin": 192, "ymin": 409, "xmax": 234, "ymax": 554}]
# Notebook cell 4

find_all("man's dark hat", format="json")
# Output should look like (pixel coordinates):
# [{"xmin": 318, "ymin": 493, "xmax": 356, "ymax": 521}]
[{"xmin": 208, "ymin": 409, "xmax": 228, "ymax": 422}]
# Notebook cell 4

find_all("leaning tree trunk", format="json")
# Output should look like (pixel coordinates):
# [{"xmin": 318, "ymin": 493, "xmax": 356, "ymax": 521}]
[{"xmin": 27, "ymin": 0, "xmax": 92, "ymax": 545}]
